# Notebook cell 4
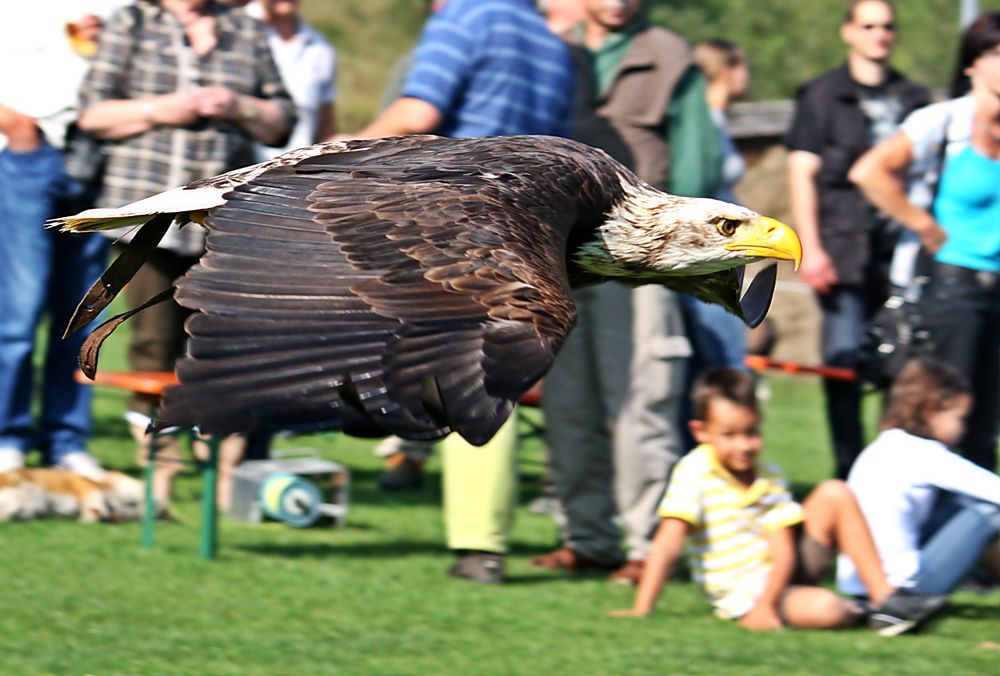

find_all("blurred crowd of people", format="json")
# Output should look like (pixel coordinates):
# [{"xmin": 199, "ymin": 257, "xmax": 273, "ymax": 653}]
[{"xmin": 0, "ymin": 0, "xmax": 997, "ymax": 634}]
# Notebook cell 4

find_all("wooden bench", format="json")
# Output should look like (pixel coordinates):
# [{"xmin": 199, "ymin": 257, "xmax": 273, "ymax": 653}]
[{"xmin": 80, "ymin": 371, "xmax": 549, "ymax": 559}]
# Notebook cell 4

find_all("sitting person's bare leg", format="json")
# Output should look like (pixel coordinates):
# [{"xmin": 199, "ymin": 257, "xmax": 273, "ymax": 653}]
[
  {"xmin": 801, "ymin": 480, "xmax": 893, "ymax": 605},
  {"xmin": 778, "ymin": 585, "xmax": 861, "ymax": 629}
]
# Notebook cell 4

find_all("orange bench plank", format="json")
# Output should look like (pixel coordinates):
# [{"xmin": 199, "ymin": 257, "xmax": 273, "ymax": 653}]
[{"xmin": 76, "ymin": 370, "xmax": 179, "ymax": 396}]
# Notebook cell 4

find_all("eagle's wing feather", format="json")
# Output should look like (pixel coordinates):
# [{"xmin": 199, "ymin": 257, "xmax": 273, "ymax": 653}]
[{"xmin": 162, "ymin": 139, "xmax": 581, "ymax": 443}]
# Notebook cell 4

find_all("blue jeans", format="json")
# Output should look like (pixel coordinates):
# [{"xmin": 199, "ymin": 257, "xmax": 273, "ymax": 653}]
[
  {"xmin": 679, "ymin": 294, "xmax": 748, "ymax": 371},
  {"xmin": 910, "ymin": 492, "xmax": 1000, "ymax": 595},
  {"xmin": 0, "ymin": 143, "xmax": 109, "ymax": 463}
]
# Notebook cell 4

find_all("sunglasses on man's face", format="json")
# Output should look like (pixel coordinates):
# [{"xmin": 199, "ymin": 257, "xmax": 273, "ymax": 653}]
[{"xmin": 860, "ymin": 22, "xmax": 896, "ymax": 32}]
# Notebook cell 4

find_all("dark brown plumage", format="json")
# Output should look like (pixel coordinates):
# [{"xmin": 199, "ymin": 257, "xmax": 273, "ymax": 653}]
[{"xmin": 54, "ymin": 135, "xmax": 800, "ymax": 444}]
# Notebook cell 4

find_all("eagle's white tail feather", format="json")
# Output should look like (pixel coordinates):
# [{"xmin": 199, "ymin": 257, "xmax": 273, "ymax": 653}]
[
  {"xmin": 54, "ymin": 213, "xmax": 159, "ymax": 233},
  {"xmin": 47, "ymin": 185, "xmax": 228, "ymax": 232}
]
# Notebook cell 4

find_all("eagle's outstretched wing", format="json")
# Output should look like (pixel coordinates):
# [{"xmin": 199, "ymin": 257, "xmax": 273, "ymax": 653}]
[
  {"xmin": 160, "ymin": 136, "xmax": 591, "ymax": 443},
  {"xmin": 58, "ymin": 135, "xmax": 800, "ymax": 443}
]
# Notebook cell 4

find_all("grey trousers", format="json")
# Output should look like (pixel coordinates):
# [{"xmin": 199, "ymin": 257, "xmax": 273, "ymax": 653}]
[{"xmin": 543, "ymin": 283, "xmax": 689, "ymax": 563}]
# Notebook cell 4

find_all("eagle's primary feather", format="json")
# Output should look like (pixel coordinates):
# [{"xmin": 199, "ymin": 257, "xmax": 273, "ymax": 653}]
[{"xmin": 53, "ymin": 135, "xmax": 800, "ymax": 445}]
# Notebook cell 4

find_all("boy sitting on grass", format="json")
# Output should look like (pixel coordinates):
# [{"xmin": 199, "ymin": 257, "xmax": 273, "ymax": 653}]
[{"xmin": 610, "ymin": 368, "xmax": 946, "ymax": 635}]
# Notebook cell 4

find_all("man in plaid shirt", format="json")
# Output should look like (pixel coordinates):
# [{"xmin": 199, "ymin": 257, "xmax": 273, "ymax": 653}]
[{"xmin": 76, "ymin": 0, "xmax": 296, "ymax": 508}]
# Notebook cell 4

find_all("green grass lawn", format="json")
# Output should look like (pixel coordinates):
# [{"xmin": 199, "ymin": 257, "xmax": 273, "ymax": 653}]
[{"xmin": 2, "ymin": 326, "xmax": 998, "ymax": 675}]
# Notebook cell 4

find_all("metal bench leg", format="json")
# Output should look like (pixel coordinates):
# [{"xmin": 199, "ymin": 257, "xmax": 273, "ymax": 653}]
[
  {"xmin": 142, "ymin": 433, "xmax": 158, "ymax": 549},
  {"xmin": 199, "ymin": 436, "xmax": 220, "ymax": 561}
]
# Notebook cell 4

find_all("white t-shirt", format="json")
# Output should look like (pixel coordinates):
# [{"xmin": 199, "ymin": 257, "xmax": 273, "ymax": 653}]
[
  {"xmin": 837, "ymin": 428, "xmax": 1000, "ymax": 596},
  {"xmin": 0, "ymin": 1, "xmax": 126, "ymax": 150},
  {"xmin": 250, "ymin": 12, "xmax": 337, "ymax": 161},
  {"xmin": 888, "ymin": 96, "xmax": 974, "ymax": 286}
]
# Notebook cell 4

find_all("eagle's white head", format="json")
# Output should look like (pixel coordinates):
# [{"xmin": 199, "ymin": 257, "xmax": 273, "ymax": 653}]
[{"xmin": 574, "ymin": 175, "xmax": 802, "ymax": 280}]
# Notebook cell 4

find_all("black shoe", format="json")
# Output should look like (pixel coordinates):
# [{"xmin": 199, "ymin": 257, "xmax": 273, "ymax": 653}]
[
  {"xmin": 958, "ymin": 568, "xmax": 999, "ymax": 595},
  {"xmin": 868, "ymin": 590, "xmax": 948, "ymax": 637},
  {"xmin": 447, "ymin": 551, "xmax": 505, "ymax": 584},
  {"xmin": 377, "ymin": 455, "xmax": 424, "ymax": 492},
  {"xmin": 846, "ymin": 598, "xmax": 875, "ymax": 626}
]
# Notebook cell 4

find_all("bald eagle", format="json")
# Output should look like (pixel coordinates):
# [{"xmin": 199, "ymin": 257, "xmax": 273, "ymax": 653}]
[{"xmin": 53, "ymin": 135, "xmax": 800, "ymax": 445}]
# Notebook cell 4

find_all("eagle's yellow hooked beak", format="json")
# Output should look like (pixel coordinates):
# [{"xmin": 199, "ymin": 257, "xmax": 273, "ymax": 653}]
[{"xmin": 723, "ymin": 216, "xmax": 802, "ymax": 271}]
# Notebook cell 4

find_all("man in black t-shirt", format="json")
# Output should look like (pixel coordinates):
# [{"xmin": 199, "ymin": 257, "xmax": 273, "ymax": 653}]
[{"xmin": 785, "ymin": 0, "xmax": 930, "ymax": 479}]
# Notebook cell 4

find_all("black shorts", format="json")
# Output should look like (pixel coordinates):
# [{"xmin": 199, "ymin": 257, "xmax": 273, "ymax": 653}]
[{"xmin": 773, "ymin": 528, "xmax": 835, "ymax": 626}]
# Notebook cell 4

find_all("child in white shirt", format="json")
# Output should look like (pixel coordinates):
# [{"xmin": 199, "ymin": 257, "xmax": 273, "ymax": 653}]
[{"xmin": 839, "ymin": 358, "xmax": 1000, "ymax": 597}]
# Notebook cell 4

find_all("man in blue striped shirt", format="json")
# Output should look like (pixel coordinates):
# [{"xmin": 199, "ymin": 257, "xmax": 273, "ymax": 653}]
[
  {"xmin": 357, "ymin": 0, "xmax": 573, "ymax": 140},
  {"xmin": 353, "ymin": 0, "xmax": 575, "ymax": 584}
]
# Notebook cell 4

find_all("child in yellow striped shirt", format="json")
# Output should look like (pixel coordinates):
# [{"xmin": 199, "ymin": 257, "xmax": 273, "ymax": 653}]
[{"xmin": 610, "ymin": 368, "xmax": 946, "ymax": 635}]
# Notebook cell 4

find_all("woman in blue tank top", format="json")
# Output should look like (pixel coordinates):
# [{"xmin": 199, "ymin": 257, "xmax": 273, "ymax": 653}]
[{"xmin": 848, "ymin": 12, "xmax": 1000, "ymax": 472}]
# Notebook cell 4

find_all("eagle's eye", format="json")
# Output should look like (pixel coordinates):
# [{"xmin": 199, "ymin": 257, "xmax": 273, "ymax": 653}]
[{"xmin": 717, "ymin": 218, "xmax": 740, "ymax": 237}]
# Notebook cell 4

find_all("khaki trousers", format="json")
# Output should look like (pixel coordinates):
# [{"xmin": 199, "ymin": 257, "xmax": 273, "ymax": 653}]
[
  {"xmin": 543, "ymin": 283, "xmax": 689, "ymax": 563},
  {"xmin": 442, "ymin": 411, "xmax": 519, "ymax": 553}
]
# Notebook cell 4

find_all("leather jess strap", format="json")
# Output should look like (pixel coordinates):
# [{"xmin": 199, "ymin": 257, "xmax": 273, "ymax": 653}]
[
  {"xmin": 78, "ymin": 287, "xmax": 175, "ymax": 380},
  {"xmin": 63, "ymin": 213, "xmax": 174, "ymax": 338}
]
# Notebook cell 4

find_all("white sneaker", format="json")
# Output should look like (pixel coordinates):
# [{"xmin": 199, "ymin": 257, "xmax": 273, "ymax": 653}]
[
  {"xmin": 373, "ymin": 435, "xmax": 403, "ymax": 458},
  {"xmin": 0, "ymin": 448, "xmax": 25, "ymax": 473},
  {"xmin": 57, "ymin": 451, "xmax": 108, "ymax": 482}
]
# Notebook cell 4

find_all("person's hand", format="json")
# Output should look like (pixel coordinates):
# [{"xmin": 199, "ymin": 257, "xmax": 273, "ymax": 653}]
[
  {"xmin": 738, "ymin": 602, "xmax": 783, "ymax": 631},
  {"xmin": 608, "ymin": 608, "xmax": 649, "ymax": 618},
  {"xmin": 66, "ymin": 13, "xmax": 105, "ymax": 58},
  {"xmin": 0, "ymin": 104, "xmax": 41, "ymax": 152},
  {"xmin": 150, "ymin": 91, "xmax": 202, "ymax": 127},
  {"xmin": 910, "ymin": 213, "xmax": 947, "ymax": 254},
  {"xmin": 798, "ymin": 245, "xmax": 838, "ymax": 295},
  {"xmin": 184, "ymin": 14, "xmax": 218, "ymax": 57},
  {"xmin": 69, "ymin": 13, "xmax": 104, "ymax": 43},
  {"xmin": 191, "ymin": 86, "xmax": 241, "ymax": 121}
]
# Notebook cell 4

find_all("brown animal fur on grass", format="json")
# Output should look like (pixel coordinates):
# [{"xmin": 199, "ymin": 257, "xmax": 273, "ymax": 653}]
[{"xmin": 0, "ymin": 468, "xmax": 145, "ymax": 522}]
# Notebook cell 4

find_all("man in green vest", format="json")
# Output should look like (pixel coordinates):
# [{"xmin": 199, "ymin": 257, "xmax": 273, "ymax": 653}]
[{"xmin": 534, "ymin": 0, "xmax": 723, "ymax": 586}]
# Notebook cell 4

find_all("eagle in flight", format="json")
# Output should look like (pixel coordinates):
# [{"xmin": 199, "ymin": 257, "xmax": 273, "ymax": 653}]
[{"xmin": 53, "ymin": 135, "xmax": 801, "ymax": 445}]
